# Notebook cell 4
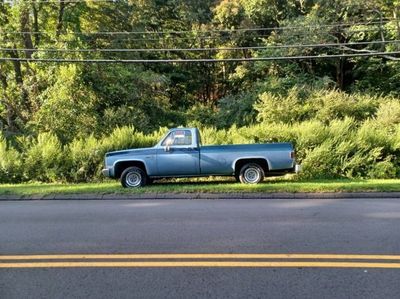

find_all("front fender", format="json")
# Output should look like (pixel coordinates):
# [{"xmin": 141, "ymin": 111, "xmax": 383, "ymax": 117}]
[{"xmin": 112, "ymin": 159, "xmax": 149, "ymax": 178}]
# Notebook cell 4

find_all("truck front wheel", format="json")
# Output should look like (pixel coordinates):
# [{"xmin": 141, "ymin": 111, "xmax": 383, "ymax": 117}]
[
  {"xmin": 121, "ymin": 166, "xmax": 147, "ymax": 188},
  {"xmin": 239, "ymin": 163, "xmax": 265, "ymax": 184}
]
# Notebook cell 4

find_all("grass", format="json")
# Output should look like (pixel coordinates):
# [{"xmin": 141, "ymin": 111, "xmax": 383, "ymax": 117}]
[{"xmin": 0, "ymin": 177, "xmax": 400, "ymax": 196}]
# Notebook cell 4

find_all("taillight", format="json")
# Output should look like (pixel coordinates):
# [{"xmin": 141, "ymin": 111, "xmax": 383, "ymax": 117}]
[{"xmin": 290, "ymin": 151, "xmax": 295, "ymax": 159}]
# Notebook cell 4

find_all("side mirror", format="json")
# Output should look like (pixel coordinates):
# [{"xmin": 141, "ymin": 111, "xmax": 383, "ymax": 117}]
[{"xmin": 164, "ymin": 139, "xmax": 172, "ymax": 152}]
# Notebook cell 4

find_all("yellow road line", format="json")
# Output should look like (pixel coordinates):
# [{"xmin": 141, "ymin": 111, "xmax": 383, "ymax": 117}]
[
  {"xmin": 2, "ymin": 253, "xmax": 400, "ymax": 260},
  {"xmin": 1, "ymin": 261, "xmax": 400, "ymax": 269}
]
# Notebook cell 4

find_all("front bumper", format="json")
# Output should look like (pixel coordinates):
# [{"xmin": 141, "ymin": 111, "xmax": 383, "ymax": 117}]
[{"xmin": 102, "ymin": 168, "xmax": 111, "ymax": 177}]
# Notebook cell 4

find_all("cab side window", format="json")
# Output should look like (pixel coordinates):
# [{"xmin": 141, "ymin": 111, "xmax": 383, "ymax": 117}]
[{"xmin": 162, "ymin": 130, "xmax": 192, "ymax": 146}]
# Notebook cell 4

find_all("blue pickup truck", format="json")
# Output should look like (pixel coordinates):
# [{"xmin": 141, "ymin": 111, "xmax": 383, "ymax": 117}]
[{"xmin": 102, "ymin": 128, "xmax": 300, "ymax": 187}]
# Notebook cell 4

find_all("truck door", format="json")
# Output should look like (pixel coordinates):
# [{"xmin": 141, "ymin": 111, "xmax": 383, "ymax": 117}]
[{"xmin": 156, "ymin": 129, "xmax": 200, "ymax": 176}]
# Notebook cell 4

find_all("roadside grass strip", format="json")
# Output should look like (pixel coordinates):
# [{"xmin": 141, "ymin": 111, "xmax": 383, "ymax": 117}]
[
  {"xmin": 2, "ymin": 254, "xmax": 400, "ymax": 269},
  {"xmin": 1, "ymin": 179, "xmax": 400, "ymax": 197}
]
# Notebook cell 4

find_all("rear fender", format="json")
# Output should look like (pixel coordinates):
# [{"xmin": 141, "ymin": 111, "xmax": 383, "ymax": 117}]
[{"xmin": 232, "ymin": 157, "xmax": 270, "ymax": 173}]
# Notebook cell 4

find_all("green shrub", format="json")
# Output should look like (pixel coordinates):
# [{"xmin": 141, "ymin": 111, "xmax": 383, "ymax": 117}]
[
  {"xmin": 101, "ymin": 126, "xmax": 137, "ymax": 153},
  {"xmin": 293, "ymin": 120, "xmax": 329, "ymax": 156},
  {"xmin": 255, "ymin": 87, "xmax": 310, "ymax": 124},
  {"xmin": 254, "ymin": 88, "xmax": 380, "ymax": 126},
  {"xmin": 1, "ymin": 115, "xmax": 400, "ymax": 183},
  {"xmin": 341, "ymin": 148, "xmax": 382, "ymax": 178},
  {"xmin": 0, "ymin": 135, "xmax": 23, "ymax": 183},
  {"xmin": 299, "ymin": 141, "xmax": 341, "ymax": 179},
  {"xmin": 186, "ymin": 104, "xmax": 217, "ymax": 128},
  {"xmin": 101, "ymin": 126, "xmax": 163, "ymax": 152},
  {"xmin": 69, "ymin": 135, "xmax": 101, "ymax": 182},
  {"xmin": 310, "ymin": 90, "xmax": 378, "ymax": 123},
  {"xmin": 227, "ymin": 126, "xmax": 256, "ymax": 144},
  {"xmin": 394, "ymin": 124, "xmax": 400, "ymax": 150},
  {"xmin": 200, "ymin": 127, "xmax": 230, "ymax": 145},
  {"xmin": 23, "ymin": 133, "xmax": 65, "ymax": 182},
  {"xmin": 367, "ymin": 158, "xmax": 397, "ymax": 179},
  {"xmin": 244, "ymin": 123, "xmax": 295, "ymax": 144},
  {"xmin": 375, "ymin": 99, "xmax": 400, "ymax": 129},
  {"xmin": 216, "ymin": 92, "xmax": 257, "ymax": 128},
  {"xmin": 33, "ymin": 65, "xmax": 99, "ymax": 143},
  {"xmin": 327, "ymin": 117, "xmax": 356, "ymax": 144},
  {"xmin": 355, "ymin": 119, "xmax": 393, "ymax": 152}
]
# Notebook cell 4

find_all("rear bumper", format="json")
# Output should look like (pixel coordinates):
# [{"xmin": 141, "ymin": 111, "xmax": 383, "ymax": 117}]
[{"xmin": 267, "ymin": 164, "xmax": 301, "ymax": 176}]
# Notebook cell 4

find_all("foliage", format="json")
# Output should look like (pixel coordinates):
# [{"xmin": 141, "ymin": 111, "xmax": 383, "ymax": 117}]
[
  {"xmin": 32, "ymin": 65, "xmax": 99, "ymax": 143},
  {"xmin": 0, "ymin": 0, "xmax": 400, "ymax": 183},
  {"xmin": 68, "ymin": 135, "xmax": 100, "ymax": 182},
  {"xmin": 255, "ymin": 87, "xmax": 310, "ymax": 124},
  {"xmin": 215, "ymin": 92, "xmax": 258, "ymax": 128},
  {"xmin": 22, "ymin": 133, "xmax": 65, "ymax": 182},
  {"xmin": 1, "ymin": 113, "xmax": 400, "ymax": 183},
  {"xmin": 255, "ymin": 88, "xmax": 382, "ymax": 124},
  {"xmin": 0, "ymin": 135, "xmax": 23, "ymax": 183}
]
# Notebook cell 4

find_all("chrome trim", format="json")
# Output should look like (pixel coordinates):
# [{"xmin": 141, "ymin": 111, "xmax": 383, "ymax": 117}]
[
  {"xmin": 125, "ymin": 172, "xmax": 142, "ymax": 187},
  {"xmin": 244, "ymin": 167, "xmax": 261, "ymax": 183}
]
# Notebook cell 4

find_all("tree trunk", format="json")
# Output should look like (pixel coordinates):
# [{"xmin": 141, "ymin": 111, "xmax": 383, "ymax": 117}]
[
  {"xmin": 334, "ymin": 29, "xmax": 348, "ymax": 90},
  {"xmin": 56, "ymin": 0, "xmax": 66, "ymax": 37},
  {"xmin": 9, "ymin": 50, "xmax": 24, "ymax": 86},
  {"xmin": 336, "ymin": 57, "xmax": 344, "ymax": 90},
  {"xmin": 20, "ymin": 7, "xmax": 34, "ymax": 58},
  {"xmin": 32, "ymin": 3, "xmax": 41, "ymax": 47},
  {"xmin": 394, "ymin": 8, "xmax": 400, "ymax": 48},
  {"xmin": 9, "ymin": 48, "xmax": 31, "ymax": 118},
  {"xmin": 0, "ymin": 66, "xmax": 17, "ymax": 132}
]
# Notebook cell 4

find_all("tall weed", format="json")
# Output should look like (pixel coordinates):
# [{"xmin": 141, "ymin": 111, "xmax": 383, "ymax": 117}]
[
  {"xmin": 23, "ymin": 133, "xmax": 65, "ymax": 182},
  {"xmin": 0, "ymin": 135, "xmax": 23, "ymax": 183}
]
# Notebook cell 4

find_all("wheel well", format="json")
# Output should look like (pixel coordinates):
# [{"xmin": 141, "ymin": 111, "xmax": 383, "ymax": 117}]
[
  {"xmin": 114, "ymin": 161, "xmax": 147, "ymax": 179},
  {"xmin": 234, "ymin": 159, "xmax": 269, "ymax": 175}
]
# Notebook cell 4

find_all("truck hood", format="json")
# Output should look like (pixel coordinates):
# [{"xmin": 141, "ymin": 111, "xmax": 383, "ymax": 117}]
[{"xmin": 105, "ymin": 147, "xmax": 153, "ymax": 157}]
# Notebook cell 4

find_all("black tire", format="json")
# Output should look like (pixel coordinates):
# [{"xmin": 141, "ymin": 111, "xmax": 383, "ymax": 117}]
[
  {"xmin": 239, "ymin": 163, "xmax": 265, "ymax": 184},
  {"xmin": 120, "ymin": 166, "xmax": 147, "ymax": 188}
]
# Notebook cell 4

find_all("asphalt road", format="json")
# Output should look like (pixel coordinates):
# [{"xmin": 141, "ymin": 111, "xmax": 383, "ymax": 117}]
[{"xmin": 1, "ymin": 198, "xmax": 400, "ymax": 298}]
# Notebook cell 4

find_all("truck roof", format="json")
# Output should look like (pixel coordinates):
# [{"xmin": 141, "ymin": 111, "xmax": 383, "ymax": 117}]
[{"xmin": 170, "ymin": 127, "xmax": 197, "ymax": 131}]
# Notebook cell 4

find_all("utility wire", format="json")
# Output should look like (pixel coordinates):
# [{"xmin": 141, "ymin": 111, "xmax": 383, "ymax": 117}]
[
  {"xmin": 1, "ymin": 51, "xmax": 399, "ymax": 63},
  {"xmin": 0, "ymin": 28, "xmax": 387, "ymax": 44},
  {"xmin": 1, "ymin": 40, "xmax": 399, "ymax": 53},
  {"xmin": 0, "ymin": 20, "xmax": 396, "ymax": 35}
]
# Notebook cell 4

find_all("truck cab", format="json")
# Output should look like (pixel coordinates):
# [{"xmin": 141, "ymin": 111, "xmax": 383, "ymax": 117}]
[{"xmin": 155, "ymin": 128, "xmax": 201, "ymax": 176}]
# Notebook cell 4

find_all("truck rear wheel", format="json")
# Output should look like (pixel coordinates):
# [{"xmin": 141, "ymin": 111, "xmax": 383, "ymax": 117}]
[
  {"xmin": 239, "ymin": 163, "xmax": 264, "ymax": 184},
  {"xmin": 121, "ymin": 166, "xmax": 147, "ymax": 188}
]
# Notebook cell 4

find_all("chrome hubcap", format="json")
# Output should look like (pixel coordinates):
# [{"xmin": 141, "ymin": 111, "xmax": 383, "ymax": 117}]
[
  {"xmin": 244, "ymin": 167, "xmax": 260, "ymax": 183},
  {"xmin": 126, "ymin": 172, "xmax": 141, "ymax": 187}
]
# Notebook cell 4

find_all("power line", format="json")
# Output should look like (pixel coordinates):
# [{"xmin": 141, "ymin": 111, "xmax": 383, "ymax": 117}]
[
  {"xmin": 1, "ymin": 40, "xmax": 399, "ymax": 53},
  {"xmin": 0, "ymin": 19, "xmax": 397, "ymax": 36},
  {"xmin": 1, "ymin": 51, "xmax": 399, "ymax": 63},
  {"xmin": 0, "ymin": 28, "xmax": 387, "ymax": 44}
]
